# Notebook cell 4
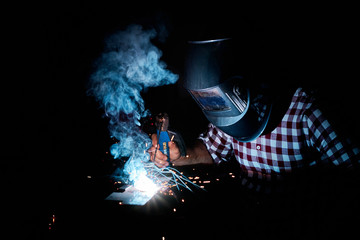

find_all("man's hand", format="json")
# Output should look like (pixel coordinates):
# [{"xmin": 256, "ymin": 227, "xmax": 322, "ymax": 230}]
[
  {"xmin": 149, "ymin": 135, "xmax": 213, "ymax": 168},
  {"xmin": 149, "ymin": 134, "xmax": 181, "ymax": 168}
]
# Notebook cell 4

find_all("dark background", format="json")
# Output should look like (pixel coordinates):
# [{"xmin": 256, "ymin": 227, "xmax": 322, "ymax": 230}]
[{"xmin": 2, "ymin": 2, "xmax": 359, "ymax": 239}]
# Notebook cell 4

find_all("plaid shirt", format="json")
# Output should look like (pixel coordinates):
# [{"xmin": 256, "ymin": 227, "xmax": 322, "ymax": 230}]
[{"xmin": 199, "ymin": 88, "xmax": 359, "ymax": 187}]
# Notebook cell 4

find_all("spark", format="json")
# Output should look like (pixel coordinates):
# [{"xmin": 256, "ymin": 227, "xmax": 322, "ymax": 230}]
[
  {"xmin": 114, "ymin": 151, "xmax": 203, "ymax": 205},
  {"xmin": 142, "ymin": 161, "xmax": 202, "ymax": 192},
  {"xmin": 134, "ymin": 174, "xmax": 160, "ymax": 196}
]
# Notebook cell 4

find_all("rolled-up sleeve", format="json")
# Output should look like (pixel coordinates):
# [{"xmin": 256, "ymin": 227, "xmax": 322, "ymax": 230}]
[
  {"xmin": 302, "ymin": 107, "xmax": 360, "ymax": 167},
  {"xmin": 198, "ymin": 123, "xmax": 234, "ymax": 164}
]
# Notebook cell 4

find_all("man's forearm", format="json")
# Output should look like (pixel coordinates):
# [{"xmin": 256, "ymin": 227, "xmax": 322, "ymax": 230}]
[{"xmin": 172, "ymin": 140, "xmax": 213, "ymax": 166}]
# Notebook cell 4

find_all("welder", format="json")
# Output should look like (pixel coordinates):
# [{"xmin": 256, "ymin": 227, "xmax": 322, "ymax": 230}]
[{"xmin": 148, "ymin": 37, "xmax": 359, "ymax": 191}]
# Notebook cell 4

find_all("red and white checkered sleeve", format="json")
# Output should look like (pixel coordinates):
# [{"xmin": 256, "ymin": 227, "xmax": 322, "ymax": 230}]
[
  {"xmin": 302, "ymin": 106, "xmax": 360, "ymax": 167},
  {"xmin": 198, "ymin": 123, "xmax": 234, "ymax": 164}
]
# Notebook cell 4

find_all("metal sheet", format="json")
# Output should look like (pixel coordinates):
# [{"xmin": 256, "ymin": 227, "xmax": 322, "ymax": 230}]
[{"xmin": 105, "ymin": 185, "xmax": 157, "ymax": 205}]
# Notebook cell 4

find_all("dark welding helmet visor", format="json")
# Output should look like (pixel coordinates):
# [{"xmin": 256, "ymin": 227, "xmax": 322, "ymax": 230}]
[{"xmin": 184, "ymin": 38, "xmax": 273, "ymax": 142}]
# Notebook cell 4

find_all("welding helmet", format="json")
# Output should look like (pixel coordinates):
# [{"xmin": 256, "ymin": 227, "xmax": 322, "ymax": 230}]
[{"xmin": 184, "ymin": 38, "xmax": 276, "ymax": 142}]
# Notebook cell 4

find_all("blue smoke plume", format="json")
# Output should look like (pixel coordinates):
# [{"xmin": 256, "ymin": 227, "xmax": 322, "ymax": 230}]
[{"xmin": 88, "ymin": 24, "xmax": 178, "ymax": 185}]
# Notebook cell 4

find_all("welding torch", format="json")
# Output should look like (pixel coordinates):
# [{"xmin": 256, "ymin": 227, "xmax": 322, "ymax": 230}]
[
  {"xmin": 152, "ymin": 113, "xmax": 186, "ymax": 167},
  {"xmin": 154, "ymin": 113, "xmax": 171, "ymax": 165}
]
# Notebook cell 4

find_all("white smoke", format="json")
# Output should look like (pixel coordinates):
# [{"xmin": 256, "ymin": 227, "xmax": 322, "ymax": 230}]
[{"xmin": 88, "ymin": 24, "xmax": 178, "ymax": 187}]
